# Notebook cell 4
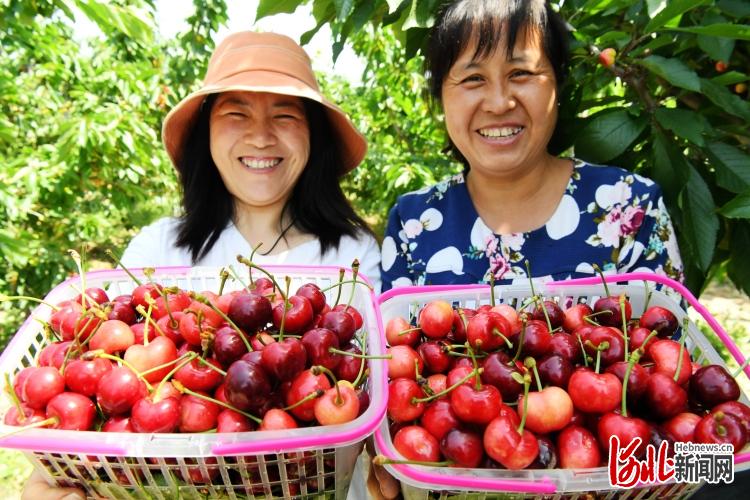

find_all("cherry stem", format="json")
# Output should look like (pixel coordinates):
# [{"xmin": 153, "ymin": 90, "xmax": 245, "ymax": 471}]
[
  {"xmin": 4, "ymin": 373, "xmax": 24, "ymax": 418},
  {"xmin": 373, "ymin": 455, "xmax": 453, "ymax": 467},
  {"xmin": 226, "ymin": 264, "xmax": 251, "ymax": 293},
  {"xmin": 139, "ymin": 353, "xmax": 191, "ymax": 378},
  {"xmin": 412, "ymin": 368, "xmax": 482, "ymax": 404},
  {"xmin": 0, "ymin": 417, "xmax": 58, "ymax": 439},
  {"xmin": 517, "ymin": 373, "xmax": 532, "ymax": 434},
  {"xmin": 492, "ymin": 328, "xmax": 513, "ymax": 349},
  {"xmin": 457, "ymin": 308, "xmax": 468, "ymax": 333},
  {"xmin": 511, "ymin": 318, "xmax": 527, "ymax": 364},
  {"xmin": 156, "ymin": 286, "xmax": 179, "ymax": 326},
  {"xmin": 333, "ymin": 269, "xmax": 346, "ymax": 307},
  {"xmin": 277, "ymin": 276, "xmax": 293, "ymax": 342},
  {"xmin": 524, "ymin": 357, "xmax": 543, "ymax": 392},
  {"xmin": 236, "ymin": 256, "xmax": 285, "ymax": 299},
  {"xmin": 352, "ymin": 336, "xmax": 368, "ymax": 388},
  {"xmin": 591, "ymin": 264, "xmax": 611, "ymax": 297},
  {"xmin": 489, "ymin": 272, "xmax": 496, "ymax": 306},
  {"xmin": 576, "ymin": 333, "xmax": 590, "ymax": 367},
  {"xmin": 283, "ymin": 389, "xmax": 325, "ymax": 411},
  {"xmin": 328, "ymin": 347, "xmax": 391, "ymax": 360},
  {"xmin": 69, "ymin": 248, "xmax": 92, "ymax": 311},
  {"xmin": 535, "ymin": 296, "xmax": 554, "ymax": 333},
  {"xmin": 397, "ymin": 326, "xmax": 422, "ymax": 336},
  {"xmin": 172, "ymin": 380, "xmax": 262, "ymax": 424},
  {"xmin": 524, "ymin": 260, "xmax": 537, "ymax": 297},
  {"xmin": 414, "ymin": 358, "xmax": 421, "ymax": 381},
  {"xmin": 0, "ymin": 295, "xmax": 60, "ymax": 311},
  {"xmin": 189, "ymin": 291, "xmax": 252, "ymax": 352},
  {"xmin": 218, "ymin": 268, "xmax": 230, "ymax": 296},
  {"xmin": 136, "ymin": 303, "xmax": 167, "ymax": 338},
  {"xmin": 588, "ymin": 340, "xmax": 610, "ymax": 374},
  {"xmin": 248, "ymin": 243, "xmax": 264, "ymax": 285},
  {"xmin": 673, "ymin": 318, "xmax": 689, "ymax": 383},
  {"xmin": 346, "ymin": 259, "xmax": 360, "ymax": 308},
  {"xmin": 318, "ymin": 278, "xmax": 373, "ymax": 294},
  {"xmin": 311, "ymin": 365, "xmax": 342, "ymax": 404},
  {"xmin": 642, "ymin": 281, "xmax": 652, "ymax": 311},
  {"xmin": 621, "ymin": 349, "xmax": 642, "ymax": 417},
  {"xmin": 105, "ymin": 249, "xmax": 143, "ymax": 286},
  {"xmin": 464, "ymin": 342, "xmax": 482, "ymax": 390},
  {"xmin": 620, "ymin": 295, "xmax": 629, "ymax": 360},
  {"xmin": 731, "ymin": 356, "xmax": 750, "ymax": 379},
  {"xmin": 198, "ymin": 357, "xmax": 227, "ymax": 376},
  {"xmin": 93, "ymin": 351, "xmax": 154, "ymax": 391},
  {"xmin": 153, "ymin": 352, "xmax": 197, "ymax": 398}
]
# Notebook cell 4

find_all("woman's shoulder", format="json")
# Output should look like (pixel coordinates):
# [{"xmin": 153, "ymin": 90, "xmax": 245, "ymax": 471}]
[
  {"xmin": 120, "ymin": 216, "xmax": 187, "ymax": 267},
  {"xmin": 392, "ymin": 172, "xmax": 466, "ymax": 211},
  {"xmin": 573, "ymin": 159, "xmax": 660, "ymax": 190}
]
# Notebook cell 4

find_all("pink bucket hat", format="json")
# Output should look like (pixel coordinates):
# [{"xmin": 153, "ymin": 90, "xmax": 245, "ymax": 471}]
[{"xmin": 162, "ymin": 31, "xmax": 367, "ymax": 173}]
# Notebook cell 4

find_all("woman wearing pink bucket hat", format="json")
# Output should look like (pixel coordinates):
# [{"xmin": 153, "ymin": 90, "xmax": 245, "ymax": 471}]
[
  {"xmin": 118, "ymin": 31, "xmax": 380, "ymax": 284},
  {"xmin": 22, "ymin": 31, "xmax": 379, "ymax": 500}
]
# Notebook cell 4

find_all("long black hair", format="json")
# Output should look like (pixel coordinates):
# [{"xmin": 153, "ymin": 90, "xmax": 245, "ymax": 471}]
[
  {"xmin": 425, "ymin": 0, "xmax": 570, "ymax": 166},
  {"xmin": 175, "ymin": 94, "xmax": 373, "ymax": 263}
]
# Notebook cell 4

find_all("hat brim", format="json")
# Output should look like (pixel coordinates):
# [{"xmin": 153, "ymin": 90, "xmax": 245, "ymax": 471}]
[{"xmin": 162, "ymin": 71, "xmax": 367, "ymax": 174}]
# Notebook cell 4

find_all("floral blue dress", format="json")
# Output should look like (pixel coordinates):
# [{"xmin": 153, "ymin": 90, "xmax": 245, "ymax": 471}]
[{"xmin": 380, "ymin": 159, "xmax": 684, "ymax": 292}]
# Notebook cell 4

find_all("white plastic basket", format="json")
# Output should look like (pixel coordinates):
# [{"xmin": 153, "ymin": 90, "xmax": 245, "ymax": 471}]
[
  {"xmin": 0, "ymin": 265, "xmax": 388, "ymax": 499},
  {"xmin": 374, "ymin": 272, "xmax": 750, "ymax": 500}
]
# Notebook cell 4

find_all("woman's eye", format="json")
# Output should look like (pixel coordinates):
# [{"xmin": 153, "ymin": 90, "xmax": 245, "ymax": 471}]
[
  {"xmin": 511, "ymin": 69, "xmax": 533, "ymax": 78},
  {"xmin": 461, "ymin": 74, "xmax": 483, "ymax": 84}
]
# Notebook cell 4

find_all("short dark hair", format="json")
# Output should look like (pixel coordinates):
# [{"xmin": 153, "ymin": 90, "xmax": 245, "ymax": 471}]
[
  {"xmin": 425, "ymin": 0, "xmax": 570, "ymax": 165},
  {"xmin": 174, "ymin": 94, "xmax": 372, "ymax": 263}
]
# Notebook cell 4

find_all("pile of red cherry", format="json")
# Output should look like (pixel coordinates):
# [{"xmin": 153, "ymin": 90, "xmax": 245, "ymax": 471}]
[
  {"xmin": 3, "ymin": 271, "xmax": 372, "ymax": 453},
  {"xmin": 382, "ymin": 289, "xmax": 750, "ymax": 470}
]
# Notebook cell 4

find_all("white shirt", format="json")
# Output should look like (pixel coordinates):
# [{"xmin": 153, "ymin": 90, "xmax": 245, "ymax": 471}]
[{"xmin": 121, "ymin": 217, "xmax": 382, "ymax": 292}]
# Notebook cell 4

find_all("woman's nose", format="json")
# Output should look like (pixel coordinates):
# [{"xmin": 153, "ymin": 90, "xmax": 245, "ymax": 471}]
[
  {"xmin": 481, "ymin": 82, "xmax": 516, "ymax": 114},
  {"xmin": 242, "ymin": 120, "xmax": 276, "ymax": 148}
]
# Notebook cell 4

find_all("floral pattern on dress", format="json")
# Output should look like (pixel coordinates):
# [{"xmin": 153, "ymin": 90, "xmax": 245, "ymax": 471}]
[{"xmin": 381, "ymin": 159, "xmax": 684, "ymax": 291}]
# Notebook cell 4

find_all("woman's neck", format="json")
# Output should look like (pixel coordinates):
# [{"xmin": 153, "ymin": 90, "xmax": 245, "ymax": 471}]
[
  {"xmin": 465, "ymin": 156, "xmax": 573, "ymax": 235},
  {"xmin": 232, "ymin": 202, "xmax": 304, "ymax": 256}
]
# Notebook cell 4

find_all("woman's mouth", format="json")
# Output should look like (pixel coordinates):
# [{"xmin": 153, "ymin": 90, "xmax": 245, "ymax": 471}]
[
  {"xmin": 240, "ymin": 157, "xmax": 282, "ymax": 169},
  {"xmin": 477, "ymin": 126, "xmax": 524, "ymax": 139}
]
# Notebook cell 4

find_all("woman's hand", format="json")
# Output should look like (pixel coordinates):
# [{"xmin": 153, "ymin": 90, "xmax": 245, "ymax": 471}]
[{"xmin": 22, "ymin": 470, "xmax": 85, "ymax": 500}]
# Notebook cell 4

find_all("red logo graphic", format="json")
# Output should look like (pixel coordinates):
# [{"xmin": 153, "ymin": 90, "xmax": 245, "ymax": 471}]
[{"xmin": 608, "ymin": 435, "xmax": 675, "ymax": 488}]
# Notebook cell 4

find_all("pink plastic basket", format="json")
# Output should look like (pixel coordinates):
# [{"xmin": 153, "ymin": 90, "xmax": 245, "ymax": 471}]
[
  {"xmin": 375, "ymin": 272, "xmax": 750, "ymax": 499},
  {"xmin": 0, "ymin": 265, "xmax": 388, "ymax": 499}
]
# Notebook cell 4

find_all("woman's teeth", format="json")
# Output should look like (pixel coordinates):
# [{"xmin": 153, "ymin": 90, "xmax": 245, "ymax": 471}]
[
  {"xmin": 240, "ymin": 158, "xmax": 282, "ymax": 169},
  {"xmin": 478, "ymin": 126, "xmax": 523, "ymax": 138}
]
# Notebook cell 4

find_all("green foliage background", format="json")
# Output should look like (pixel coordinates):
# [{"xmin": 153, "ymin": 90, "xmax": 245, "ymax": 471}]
[{"xmin": 1, "ymin": 0, "xmax": 750, "ymax": 351}]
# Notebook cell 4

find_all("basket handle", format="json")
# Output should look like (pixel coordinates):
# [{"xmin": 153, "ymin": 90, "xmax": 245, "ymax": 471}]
[
  {"xmin": 546, "ymin": 272, "xmax": 750, "ymax": 384},
  {"xmin": 0, "ymin": 435, "xmax": 126, "ymax": 455}
]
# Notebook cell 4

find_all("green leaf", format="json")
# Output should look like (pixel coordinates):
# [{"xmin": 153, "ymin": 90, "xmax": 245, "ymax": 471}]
[
  {"xmin": 575, "ymin": 110, "xmax": 647, "ymax": 163},
  {"xmin": 639, "ymin": 56, "xmax": 701, "ymax": 92},
  {"xmin": 727, "ymin": 222, "xmax": 750, "ymax": 296},
  {"xmin": 334, "ymin": 0, "xmax": 355, "ymax": 21},
  {"xmin": 386, "ymin": 0, "xmax": 406, "ymax": 13},
  {"xmin": 697, "ymin": 35, "xmax": 734, "ymax": 62},
  {"xmin": 711, "ymin": 71, "xmax": 749, "ymax": 86},
  {"xmin": 719, "ymin": 193, "xmax": 750, "ymax": 218},
  {"xmin": 652, "ymin": 130, "xmax": 690, "ymax": 208},
  {"xmin": 718, "ymin": 0, "xmax": 750, "ymax": 17},
  {"xmin": 669, "ymin": 24, "xmax": 750, "ymax": 40},
  {"xmin": 654, "ymin": 108, "xmax": 707, "ymax": 146},
  {"xmin": 701, "ymin": 79, "xmax": 750, "ymax": 121},
  {"xmin": 644, "ymin": 0, "xmax": 711, "ymax": 33},
  {"xmin": 706, "ymin": 142, "xmax": 750, "ymax": 193},
  {"xmin": 74, "ymin": 0, "xmax": 153, "ymax": 44},
  {"xmin": 680, "ymin": 166, "xmax": 719, "ymax": 271},
  {"xmin": 256, "ymin": 0, "xmax": 302, "ymax": 19}
]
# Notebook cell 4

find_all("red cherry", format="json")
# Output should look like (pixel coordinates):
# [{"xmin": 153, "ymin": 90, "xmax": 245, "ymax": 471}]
[
  {"xmin": 332, "ymin": 304, "xmax": 363, "ymax": 331},
  {"xmin": 224, "ymin": 359, "xmax": 272, "ymax": 412},
  {"xmin": 319, "ymin": 310, "xmax": 356, "ymax": 345},
  {"xmin": 131, "ymin": 283, "xmax": 163, "ymax": 310},
  {"xmin": 483, "ymin": 413, "xmax": 539, "ymax": 469},
  {"xmin": 272, "ymin": 295, "xmax": 314, "ymax": 334},
  {"xmin": 598, "ymin": 47, "xmax": 616, "ymax": 67},
  {"xmin": 558, "ymin": 425, "xmax": 601, "ymax": 468},
  {"xmin": 286, "ymin": 369, "xmax": 330, "ymax": 421},
  {"xmin": 568, "ymin": 368, "xmax": 622, "ymax": 414},
  {"xmin": 259, "ymin": 409, "xmax": 298, "ymax": 431},
  {"xmin": 179, "ymin": 393, "xmax": 221, "ymax": 432},
  {"xmin": 420, "ymin": 398, "xmax": 460, "ymax": 441},
  {"xmin": 151, "ymin": 290, "xmax": 191, "ymax": 321},
  {"xmin": 260, "ymin": 338, "xmax": 307, "ymax": 382},
  {"xmin": 387, "ymin": 345, "xmax": 423, "ymax": 380},
  {"xmin": 228, "ymin": 291, "xmax": 272, "ymax": 333},
  {"xmin": 639, "ymin": 306, "xmax": 678, "ymax": 338},
  {"xmin": 548, "ymin": 332, "xmax": 582, "ymax": 363},
  {"xmin": 96, "ymin": 366, "xmax": 148, "ymax": 415},
  {"xmin": 661, "ymin": 412, "xmax": 701, "ymax": 442},
  {"xmin": 123, "ymin": 336, "xmax": 179, "ymax": 383},
  {"xmin": 712, "ymin": 401, "xmax": 750, "ymax": 435},
  {"xmin": 648, "ymin": 339, "xmax": 692, "ymax": 386},
  {"xmin": 518, "ymin": 386, "xmax": 573, "ymax": 434},
  {"xmin": 64, "ymin": 358, "xmax": 113, "ymax": 396},
  {"xmin": 314, "ymin": 382, "xmax": 360, "ymax": 425},
  {"xmin": 418, "ymin": 300, "xmax": 454, "ymax": 339},
  {"xmin": 387, "ymin": 378, "xmax": 425, "ymax": 423},
  {"xmin": 301, "ymin": 328, "xmax": 341, "ymax": 371},
  {"xmin": 393, "ymin": 425, "xmax": 441, "ymax": 462},
  {"xmin": 45, "ymin": 392, "xmax": 96, "ymax": 430},
  {"xmin": 694, "ymin": 411, "xmax": 747, "ymax": 453},
  {"xmin": 480, "ymin": 352, "xmax": 523, "ymax": 401},
  {"xmin": 592, "ymin": 294, "xmax": 630, "ymax": 328},
  {"xmin": 597, "ymin": 412, "xmax": 650, "ymax": 457},
  {"xmin": 23, "ymin": 366, "xmax": 65, "ymax": 410},
  {"xmin": 643, "ymin": 372, "xmax": 687, "ymax": 420},
  {"xmin": 3, "ymin": 405, "xmax": 46, "ymax": 426},
  {"xmin": 130, "ymin": 396, "xmax": 181, "ymax": 433},
  {"xmin": 440, "ymin": 428, "xmax": 484, "ymax": 467},
  {"xmin": 562, "ymin": 303, "xmax": 593, "ymax": 333},
  {"xmin": 295, "ymin": 283, "xmax": 326, "ymax": 313},
  {"xmin": 532, "ymin": 300, "xmax": 565, "ymax": 330},
  {"xmin": 467, "ymin": 311, "xmax": 511, "ymax": 351},
  {"xmin": 386, "ymin": 316, "xmax": 420, "ymax": 347},
  {"xmin": 417, "ymin": 340, "xmax": 452, "ymax": 375},
  {"xmin": 217, "ymin": 409, "xmax": 255, "ymax": 433},
  {"xmin": 688, "ymin": 365, "xmax": 740, "ymax": 408}
]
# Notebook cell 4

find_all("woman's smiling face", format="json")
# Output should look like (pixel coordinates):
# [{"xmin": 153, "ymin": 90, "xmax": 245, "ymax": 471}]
[
  {"xmin": 209, "ymin": 91, "xmax": 310, "ymax": 213},
  {"xmin": 441, "ymin": 26, "xmax": 558, "ymax": 179}
]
